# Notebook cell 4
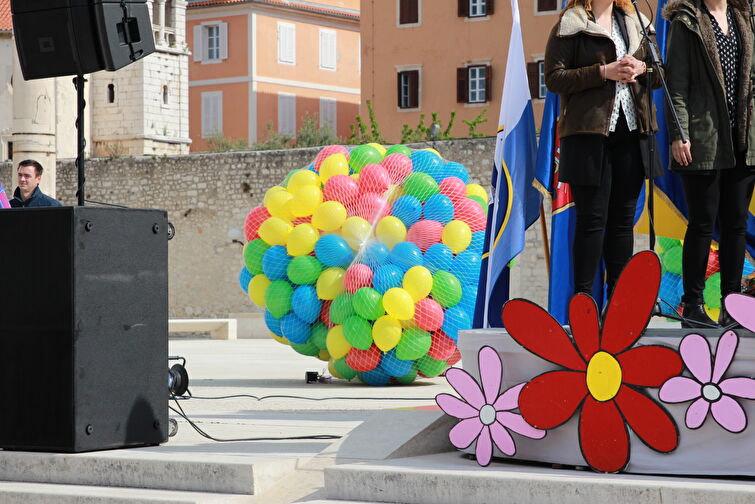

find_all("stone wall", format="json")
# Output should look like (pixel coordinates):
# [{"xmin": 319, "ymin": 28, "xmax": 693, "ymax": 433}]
[{"xmin": 1, "ymin": 138, "xmax": 556, "ymax": 319}]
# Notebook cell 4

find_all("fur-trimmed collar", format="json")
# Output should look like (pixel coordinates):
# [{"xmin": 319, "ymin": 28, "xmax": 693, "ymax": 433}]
[
  {"xmin": 558, "ymin": 6, "xmax": 655, "ymax": 55},
  {"xmin": 663, "ymin": 0, "xmax": 752, "ymax": 21}
]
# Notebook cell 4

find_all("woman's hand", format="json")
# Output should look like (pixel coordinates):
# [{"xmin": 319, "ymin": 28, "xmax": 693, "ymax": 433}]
[
  {"xmin": 671, "ymin": 139, "xmax": 693, "ymax": 166},
  {"xmin": 619, "ymin": 55, "xmax": 647, "ymax": 82},
  {"xmin": 602, "ymin": 60, "xmax": 636, "ymax": 83}
]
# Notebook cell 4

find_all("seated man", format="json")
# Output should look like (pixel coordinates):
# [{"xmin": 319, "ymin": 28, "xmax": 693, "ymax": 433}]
[{"xmin": 10, "ymin": 159, "xmax": 62, "ymax": 208}]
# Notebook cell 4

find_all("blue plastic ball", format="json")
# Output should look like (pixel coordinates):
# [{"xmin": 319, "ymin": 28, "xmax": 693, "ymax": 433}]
[
  {"xmin": 442, "ymin": 306, "xmax": 471, "ymax": 342},
  {"xmin": 262, "ymin": 245, "xmax": 291, "ymax": 281},
  {"xmin": 389, "ymin": 241, "xmax": 424, "ymax": 272},
  {"xmin": 359, "ymin": 367, "xmax": 391, "ymax": 386},
  {"xmin": 422, "ymin": 194, "xmax": 454, "ymax": 224},
  {"xmin": 362, "ymin": 241, "xmax": 390, "ymax": 269},
  {"xmin": 424, "ymin": 243, "xmax": 454, "ymax": 273},
  {"xmin": 280, "ymin": 313, "xmax": 311, "ymax": 344},
  {"xmin": 452, "ymin": 251, "xmax": 482, "ymax": 285},
  {"xmin": 659, "ymin": 272, "xmax": 684, "ymax": 315},
  {"xmin": 315, "ymin": 234, "xmax": 354, "ymax": 267},
  {"xmin": 469, "ymin": 231, "xmax": 486, "ymax": 254},
  {"xmin": 744, "ymin": 259, "xmax": 755, "ymax": 276},
  {"xmin": 411, "ymin": 150, "xmax": 443, "ymax": 181},
  {"xmin": 443, "ymin": 161, "xmax": 469, "ymax": 183},
  {"xmin": 379, "ymin": 349, "xmax": 414, "ymax": 377},
  {"xmin": 391, "ymin": 195, "xmax": 423, "ymax": 228},
  {"xmin": 265, "ymin": 309, "xmax": 283, "ymax": 336},
  {"xmin": 373, "ymin": 264, "xmax": 404, "ymax": 293},
  {"xmin": 239, "ymin": 267, "xmax": 253, "ymax": 293},
  {"xmin": 457, "ymin": 284, "xmax": 479, "ymax": 320},
  {"xmin": 292, "ymin": 285, "xmax": 322, "ymax": 324}
]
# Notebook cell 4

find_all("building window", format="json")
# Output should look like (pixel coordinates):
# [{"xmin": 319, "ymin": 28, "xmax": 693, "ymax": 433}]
[
  {"xmin": 536, "ymin": 0, "xmax": 558, "ymax": 13},
  {"xmin": 397, "ymin": 70, "xmax": 419, "ymax": 109},
  {"xmin": 201, "ymin": 91, "xmax": 223, "ymax": 138},
  {"xmin": 398, "ymin": 0, "xmax": 420, "ymax": 25},
  {"xmin": 278, "ymin": 93, "xmax": 296, "ymax": 136},
  {"xmin": 107, "ymin": 84, "xmax": 115, "ymax": 104},
  {"xmin": 527, "ymin": 60, "xmax": 547, "ymax": 99},
  {"xmin": 319, "ymin": 29, "xmax": 337, "ymax": 71},
  {"xmin": 163, "ymin": 85, "xmax": 169, "ymax": 105},
  {"xmin": 278, "ymin": 22, "xmax": 296, "ymax": 65},
  {"xmin": 459, "ymin": 0, "xmax": 495, "ymax": 17},
  {"xmin": 457, "ymin": 65, "xmax": 491, "ymax": 103},
  {"xmin": 320, "ymin": 98, "xmax": 337, "ymax": 132},
  {"xmin": 193, "ymin": 22, "xmax": 228, "ymax": 63}
]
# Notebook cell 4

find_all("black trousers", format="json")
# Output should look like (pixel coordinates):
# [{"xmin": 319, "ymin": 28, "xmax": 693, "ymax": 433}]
[
  {"xmin": 570, "ymin": 116, "xmax": 645, "ymax": 296},
  {"xmin": 680, "ymin": 158, "xmax": 755, "ymax": 304}
]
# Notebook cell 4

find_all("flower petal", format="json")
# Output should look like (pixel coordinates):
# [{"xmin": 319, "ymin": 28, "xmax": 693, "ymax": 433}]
[
  {"xmin": 618, "ymin": 346, "xmax": 683, "ymax": 387},
  {"xmin": 475, "ymin": 426, "xmax": 493, "ymax": 466},
  {"xmin": 724, "ymin": 293, "xmax": 755, "ymax": 332},
  {"xmin": 518, "ymin": 370, "xmax": 587, "ymax": 429},
  {"xmin": 659, "ymin": 376, "xmax": 702, "ymax": 403},
  {"xmin": 711, "ymin": 395, "xmax": 747, "ymax": 433},
  {"xmin": 679, "ymin": 334, "xmax": 712, "ymax": 383},
  {"xmin": 496, "ymin": 411, "xmax": 546, "ymax": 439},
  {"xmin": 436, "ymin": 393, "xmax": 479, "ymax": 419},
  {"xmin": 685, "ymin": 397, "xmax": 710, "ymax": 429},
  {"xmin": 502, "ymin": 299, "xmax": 586, "ymax": 371},
  {"xmin": 569, "ymin": 294, "xmax": 601, "ymax": 361},
  {"xmin": 711, "ymin": 331, "xmax": 738, "ymax": 384},
  {"xmin": 478, "ymin": 346, "xmax": 502, "ymax": 404},
  {"xmin": 579, "ymin": 397, "xmax": 629, "ymax": 473},
  {"xmin": 615, "ymin": 385, "xmax": 678, "ymax": 453},
  {"xmin": 493, "ymin": 382, "xmax": 525, "ymax": 412},
  {"xmin": 489, "ymin": 420, "xmax": 516, "ymax": 456},
  {"xmin": 445, "ymin": 368, "xmax": 485, "ymax": 410},
  {"xmin": 449, "ymin": 417, "xmax": 483, "ymax": 449},
  {"xmin": 720, "ymin": 377, "xmax": 755, "ymax": 399},
  {"xmin": 601, "ymin": 251, "xmax": 660, "ymax": 354}
]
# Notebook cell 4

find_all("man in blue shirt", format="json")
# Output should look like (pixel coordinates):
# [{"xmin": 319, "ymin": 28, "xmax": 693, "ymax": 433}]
[{"xmin": 10, "ymin": 159, "xmax": 62, "ymax": 208}]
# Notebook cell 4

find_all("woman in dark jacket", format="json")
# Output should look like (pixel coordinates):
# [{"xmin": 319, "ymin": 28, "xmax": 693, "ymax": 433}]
[
  {"xmin": 664, "ymin": 0, "xmax": 755, "ymax": 327},
  {"xmin": 544, "ymin": 0, "xmax": 662, "ymax": 299}
]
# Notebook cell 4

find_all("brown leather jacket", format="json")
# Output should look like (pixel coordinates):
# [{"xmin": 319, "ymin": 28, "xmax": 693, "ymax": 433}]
[{"xmin": 544, "ymin": 6, "xmax": 661, "ymax": 138}]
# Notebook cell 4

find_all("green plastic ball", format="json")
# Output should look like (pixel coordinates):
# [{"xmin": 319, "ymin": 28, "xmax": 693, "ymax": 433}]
[
  {"xmin": 349, "ymin": 144, "xmax": 383, "ymax": 173},
  {"xmin": 703, "ymin": 273, "xmax": 721, "ymax": 309},
  {"xmin": 343, "ymin": 315, "xmax": 373, "ymax": 350},
  {"xmin": 402, "ymin": 172, "xmax": 440, "ymax": 203},
  {"xmin": 333, "ymin": 357, "xmax": 358, "ymax": 380},
  {"xmin": 287, "ymin": 255, "xmax": 323, "ymax": 285},
  {"xmin": 352, "ymin": 287, "xmax": 385, "ymax": 320},
  {"xmin": 385, "ymin": 144, "xmax": 412, "ymax": 157},
  {"xmin": 330, "ymin": 293, "xmax": 355, "ymax": 324},
  {"xmin": 417, "ymin": 355, "xmax": 447, "ymax": 377},
  {"xmin": 396, "ymin": 327, "xmax": 432, "ymax": 360},
  {"xmin": 243, "ymin": 239, "xmax": 270, "ymax": 275},
  {"xmin": 311, "ymin": 322, "xmax": 328, "ymax": 350},
  {"xmin": 265, "ymin": 280, "xmax": 293, "ymax": 318},
  {"xmin": 431, "ymin": 271, "xmax": 462, "ymax": 308},
  {"xmin": 662, "ymin": 246, "xmax": 683, "ymax": 275}
]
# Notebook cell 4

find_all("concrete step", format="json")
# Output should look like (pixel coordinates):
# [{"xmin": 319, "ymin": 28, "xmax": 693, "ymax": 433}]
[
  {"xmin": 324, "ymin": 452, "xmax": 755, "ymax": 504},
  {"xmin": 0, "ymin": 481, "xmax": 255, "ymax": 504}
]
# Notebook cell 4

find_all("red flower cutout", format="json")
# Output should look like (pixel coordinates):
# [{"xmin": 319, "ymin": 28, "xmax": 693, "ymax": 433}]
[{"xmin": 502, "ymin": 251, "xmax": 682, "ymax": 472}]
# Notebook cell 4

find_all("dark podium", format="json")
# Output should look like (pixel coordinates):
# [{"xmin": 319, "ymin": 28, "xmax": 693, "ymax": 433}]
[{"xmin": 0, "ymin": 207, "xmax": 168, "ymax": 452}]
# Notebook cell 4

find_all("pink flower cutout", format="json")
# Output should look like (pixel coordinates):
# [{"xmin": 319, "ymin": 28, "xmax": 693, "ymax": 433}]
[
  {"xmin": 659, "ymin": 331, "xmax": 755, "ymax": 433},
  {"xmin": 435, "ymin": 345, "xmax": 545, "ymax": 466},
  {"xmin": 725, "ymin": 294, "xmax": 755, "ymax": 331}
]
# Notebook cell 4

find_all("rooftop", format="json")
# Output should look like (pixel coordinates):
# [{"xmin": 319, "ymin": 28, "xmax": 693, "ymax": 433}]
[{"xmin": 187, "ymin": 0, "xmax": 360, "ymax": 20}]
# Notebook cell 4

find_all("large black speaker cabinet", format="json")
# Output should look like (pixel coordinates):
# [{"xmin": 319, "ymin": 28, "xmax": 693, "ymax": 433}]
[
  {"xmin": 11, "ymin": 0, "xmax": 155, "ymax": 80},
  {"xmin": 0, "ymin": 207, "xmax": 168, "ymax": 452}
]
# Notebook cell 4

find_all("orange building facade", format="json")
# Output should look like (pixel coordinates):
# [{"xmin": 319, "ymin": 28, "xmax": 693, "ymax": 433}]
[
  {"xmin": 362, "ymin": 0, "xmax": 660, "ymax": 142},
  {"xmin": 187, "ymin": 0, "xmax": 360, "ymax": 151}
]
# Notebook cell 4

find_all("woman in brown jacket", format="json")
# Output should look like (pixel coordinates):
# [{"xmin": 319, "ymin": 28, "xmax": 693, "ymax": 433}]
[{"xmin": 544, "ymin": 0, "xmax": 663, "ymax": 300}]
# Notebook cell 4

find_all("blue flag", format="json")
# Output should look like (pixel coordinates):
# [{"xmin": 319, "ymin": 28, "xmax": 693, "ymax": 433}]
[{"xmin": 474, "ymin": 0, "xmax": 542, "ymax": 328}]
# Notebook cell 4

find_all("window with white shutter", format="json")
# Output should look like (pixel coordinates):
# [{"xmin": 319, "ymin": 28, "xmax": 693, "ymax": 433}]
[
  {"xmin": 319, "ymin": 29, "xmax": 336, "ymax": 71},
  {"xmin": 277, "ymin": 22, "xmax": 296, "ymax": 65},
  {"xmin": 193, "ymin": 22, "xmax": 228, "ymax": 63},
  {"xmin": 201, "ymin": 91, "xmax": 223, "ymax": 138},
  {"xmin": 278, "ymin": 93, "xmax": 296, "ymax": 136},
  {"xmin": 320, "ymin": 98, "xmax": 337, "ymax": 132}
]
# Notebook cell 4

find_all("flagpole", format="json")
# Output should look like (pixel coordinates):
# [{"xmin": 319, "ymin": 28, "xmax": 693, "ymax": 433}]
[
  {"xmin": 539, "ymin": 202, "xmax": 551, "ymax": 279},
  {"xmin": 482, "ymin": 157, "xmax": 503, "ymax": 328}
]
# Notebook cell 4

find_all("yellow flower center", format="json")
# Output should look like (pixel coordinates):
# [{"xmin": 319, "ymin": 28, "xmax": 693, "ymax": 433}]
[{"xmin": 586, "ymin": 351, "xmax": 622, "ymax": 402}]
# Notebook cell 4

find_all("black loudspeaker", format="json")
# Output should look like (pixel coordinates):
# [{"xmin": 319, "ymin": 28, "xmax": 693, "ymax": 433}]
[
  {"xmin": 0, "ymin": 207, "xmax": 168, "ymax": 452},
  {"xmin": 11, "ymin": 0, "xmax": 155, "ymax": 80}
]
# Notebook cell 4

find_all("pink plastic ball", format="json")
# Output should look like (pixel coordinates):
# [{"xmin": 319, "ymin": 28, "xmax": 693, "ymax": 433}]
[
  {"xmin": 320, "ymin": 300, "xmax": 334, "ymax": 327},
  {"xmin": 380, "ymin": 154, "xmax": 413, "ymax": 184},
  {"xmin": 447, "ymin": 347, "xmax": 462, "ymax": 366},
  {"xmin": 292, "ymin": 216, "xmax": 313, "ymax": 226},
  {"xmin": 406, "ymin": 220, "xmax": 444, "ymax": 252},
  {"xmin": 314, "ymin": 145, "xmax": 349, "ymax": 172},
  {"xmin": 344, "ymin": 263, "xmax": 373, "ymax": 294},
  {"xmin": 358, "ymin": 164, "xmax": 391, "ymax": 194},
  {"xmin": 415, "ymin": 298, "xmax": 444, "ymax": 332},
  {"xmin": 346, "ymin": 345, "xmax": 381, "ymax": 372},
  {"xmin": 439, "ymin": 177, "xmax": 467, "ymax": 203},
  {"xmin": 428, "ymin": 330, "xmax": 456, "ymax": 360},
  {"xmin": 323, "ymin": 174, "xmax": 359, "ymax": 205},
  {"xmin": 454, "ymin": 198, "xmax": 487, "ymax": 232},
  {"xmin": 349, "ymin": 192, "xmax": 391, "ymax": 223},
  {"xmin": 244, "ymin": 206, "xmax": 271, "ymax": 241}
]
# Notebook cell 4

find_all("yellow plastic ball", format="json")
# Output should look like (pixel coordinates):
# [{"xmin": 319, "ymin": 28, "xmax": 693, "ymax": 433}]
[
  {"xmin": 385, "ymin": 184, "xmax": 403, "ymax": 204},
  {"xmin": 317, "ymin": 267, "xmax": 345, "ymax": 300},
  {"xmin": 376, "ymin": 216, "xmax": 407, "ymax": 250},
  {"xmin": 442, "ymin": 220, "xmax": 472, "ymax": 254},
  {"xmin": 263, "ymin": 186, "xmax": 286, "ymax": 207},
  {"xmin": 258, "ymin": 216, "xmax": 293, "ymax": 246},
  {"xmin": 403, "ymin": 266, "xmax": 433, "ymax": 302},
  {"xmin": 350, "ymin": 173, "xmax": 360, "ymax": 182},
  {"xmin": 326, "ymin": 325, "xmax": 351, "ymax": 359},
  {"xmin": 266, "ymin": 190, "xmax": 294, "ymax": 220},
  {"xmin": 705, "ymin": 306, "xmax": 720, "ymax": 322},
  {"xmin": 372, "ymin": 315, "xmax": 402, "ymax": 352},
  {"xmin": 367, "ymin": 143, "xmax": 387, "ymax": 157},
  {"xmin": 320, "ymin": 153, "xmax": 349, "ymax": 183},
  {"xmin": 383, "ymin": 288, "xmax": 415, "ymax": 320},
  {"xmin": 312, "ymin": 201, "xmax": 347, "ymax": 231},
  {"xmin": 329, "ymin": 359, "xmax": 343, "ymax": 379},
  {"xmin": 421, "ymin": 148, "xmax": 442, "ymax": 159},
  {"xmin": 466, "ymin": 183, "xmax": 488, "ymax": 204},
  {"xmin": 287, "ymin": 170, "xmax": 320, "ymax": 192},
  {"xmin": 270, "ymin": 331, "xmax": 290, "ymax": 345},
  {"xmin": 287, "ymin": 223, "xmax": 319, "ymax": 256},
  {"xmin": 248, "ymin": 274, "xmax": 271, "ymax": 307},
  {"xmin": 317, "ymin": 349, "xmax": 330, "ymax": 362},
  {"xmin": 290, "ymin": 185, "xmax": 323, "ymax": 217},
  {"xmin": 341, "ymin": 217, "xmax": 372, "ymax": 250}
]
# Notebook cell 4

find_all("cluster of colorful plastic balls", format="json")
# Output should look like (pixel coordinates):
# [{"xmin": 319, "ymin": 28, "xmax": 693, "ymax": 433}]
[
  {"xmin": 658, "ymin": 237, "xmax": 755, "ymax": 320},
  {"xmin": 238, "ymin": 143, "xmax": 488, "ymax": 385}
]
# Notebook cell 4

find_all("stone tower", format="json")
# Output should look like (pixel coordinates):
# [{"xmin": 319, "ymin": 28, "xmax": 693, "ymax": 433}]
[{"xmin": 90, "ymin": 0, "xmax": 190, "ymax": 157}]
